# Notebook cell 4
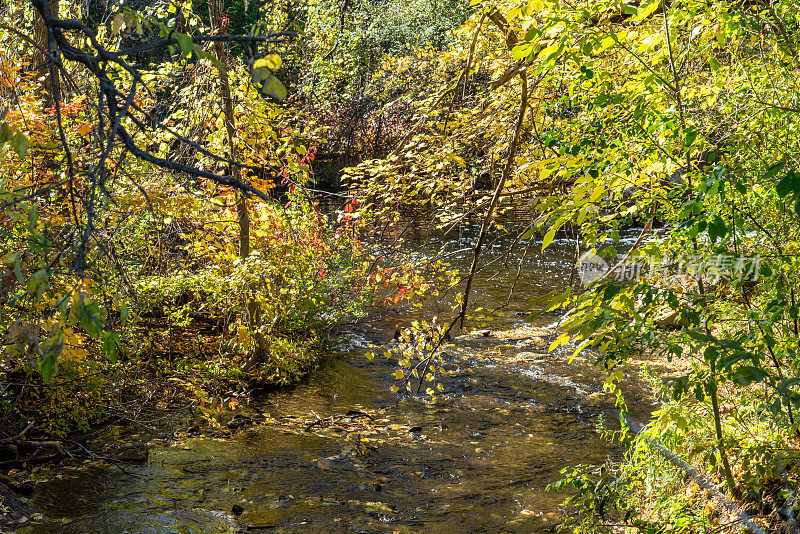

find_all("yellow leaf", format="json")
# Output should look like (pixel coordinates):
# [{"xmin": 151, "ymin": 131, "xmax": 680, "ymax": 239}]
[
  {"xmin": 633, "ymin": 0, "xmax": 660, "ymax": 21},
  {"xmin": 254, "ymin": 54, "xmax": 282, "ymax": 71},
  {"xmin": 599, "ymin": 36, "xmax": 616, "ymax": 51},
  {"xmin": 542, "ymin": 228, "xmax": 557, "ymax": 251}
]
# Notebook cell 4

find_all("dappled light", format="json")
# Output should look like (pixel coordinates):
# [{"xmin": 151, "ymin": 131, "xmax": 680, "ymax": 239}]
[{"xmin": 1, "ymin": 0, "xmax": 800, "ymax": 532}]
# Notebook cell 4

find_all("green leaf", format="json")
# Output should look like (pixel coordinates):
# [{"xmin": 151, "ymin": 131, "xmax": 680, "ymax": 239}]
[
  {"xmin": 111, "ymin": 12, "xmax": 125, "ymax": 35},
  {"xmin": 261, "ymin": 75, "xmax": 288, "ymax": 101},
  {"xmin": 708, "ymin": 215, "xmax": 727, "ymax": 242},
  {"xmin": 0, "ymin": 121, "xmax": 11, "ymax": 143},
  {"xmin": 195, "ymin": 46, "xmax": 222, "ymax": 70},
  {"xmin": 13, "ymin": 259, "xmax": 23, "ymax": 283},
  {"xmin": 603, "ymin": 283, "xmax": 619, "ymax": 300},
  {"xmin": 717, "ymin": 350, "xmax": 753, "ymax": 372},
  {"xmin": 686, "ymin": 329, "xmax": 715, "ymax": 342},
  {"xmin": 176, "ymin": 33, "xmax": 194, "ymax": 58},
  {"xmin": 683, "ymin": 128, "xmax": 697, "ymax": 147},
  {"xmin": 674, "ymin": 414, "xmax": 689, "ymax": 432},
  {"xmin": 776, "ymin": 170, "xmax": 800, "ymax": 198},
  {"xmin": 11, "ymin": 131, "xmax": 29, "ymax": 159},
  {"xmin": 731, "ymin": 366, "xmax": 768, "ymax": 386},
  {"xmin": 778, "ymin": 377, "xmax": 800, "ymax": 390},
  {"xmin": 40, "ymin": 356, "xmax": 55, "ymax": 383},
  {"xmin": 102, "ymin": 332, "xmax": 118, "ymax": 363},
  {"xmin": 762, "ymin": 161, "xmax": 785, "ymax": 179},
  {"xmin": 250, "ymin": 63, "xmax": 288, "ymax": 102},
  {"xmin": 29, "ymin": 203, "xmax": 38, "ymax": 230}
]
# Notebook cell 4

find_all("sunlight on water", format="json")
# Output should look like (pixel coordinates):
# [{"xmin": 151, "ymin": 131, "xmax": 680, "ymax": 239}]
[{"xmin": 18, "ymin": 210, "xmax": 651, "ymax": 533}]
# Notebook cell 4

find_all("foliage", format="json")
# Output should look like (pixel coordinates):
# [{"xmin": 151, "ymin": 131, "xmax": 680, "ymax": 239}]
[
  {"xmin": 133, "ymin": 193, "xmax": 374, "ymax": 378},
  {"xmin": 6, "ymin": 0, "xmax": 800, "ymax": 526},
  {"xmin": 0, "ymin": 0, "xmax": 375, "ymax": 438},
  {"xmin": 289, "ymin": 0, "xmax": 471, "ymax": 161},
  {"xmin": 348, "ymin": 0, "xmax": 800, "ymax": 529}
]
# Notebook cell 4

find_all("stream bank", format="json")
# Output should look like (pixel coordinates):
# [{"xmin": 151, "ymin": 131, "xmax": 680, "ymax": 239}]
[
  {"xmin": 9, "ymin": 319, "xmax": 656, "ymax": 534},
  {"xmin": 8, "ymin": 221, "xmax": 656, "ymax": 533}
]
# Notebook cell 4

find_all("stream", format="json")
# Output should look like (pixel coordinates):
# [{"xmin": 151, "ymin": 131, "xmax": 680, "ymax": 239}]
[{"xmin": 15, "ymin": 217, "xmax": 655, "ymax": 533}]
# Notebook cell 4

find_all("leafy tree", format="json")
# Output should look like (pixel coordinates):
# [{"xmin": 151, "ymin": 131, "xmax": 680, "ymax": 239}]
[
  {"xmin": 352, "ymin": 0, "xmax": 800, "ymax": 528},
  {"xmin": 0, "ymin": 0, "xmax": 372, "ymax": 441}
]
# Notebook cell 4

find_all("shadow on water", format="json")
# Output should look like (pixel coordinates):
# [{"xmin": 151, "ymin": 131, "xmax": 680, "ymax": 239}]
[{"xmin": 17, "ymin": 208, "xmax": 654, "ymax": 533}]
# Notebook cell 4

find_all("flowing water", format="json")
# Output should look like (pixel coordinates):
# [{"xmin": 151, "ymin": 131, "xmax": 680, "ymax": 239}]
[{"xmin": 15, "ymin": 214, "xmax": 655, "ymax": 534}]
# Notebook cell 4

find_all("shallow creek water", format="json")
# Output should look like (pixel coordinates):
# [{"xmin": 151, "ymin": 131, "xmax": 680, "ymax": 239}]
[{"xmin": 16, "ymin": 219, "xmax": 655, "ymax": 533}]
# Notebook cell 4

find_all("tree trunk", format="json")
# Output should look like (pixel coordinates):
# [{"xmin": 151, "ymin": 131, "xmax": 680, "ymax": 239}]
[
  {"xmin": 208, "ymin": 0, "xmax": 266, "ymax": 373},
  {"xmin": 209, "ymin": 0, "xmax": 249, "ymax": 258},
  {"xmin": 33, "ymin": 0, "xmax": 60, "ymax": 107}
]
